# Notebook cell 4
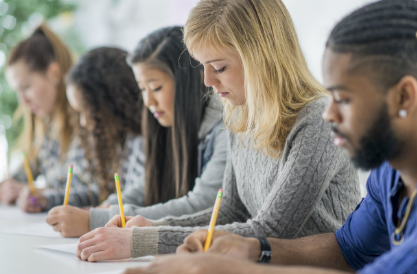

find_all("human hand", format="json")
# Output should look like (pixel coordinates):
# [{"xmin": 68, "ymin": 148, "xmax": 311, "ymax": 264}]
[
  {"xmin": 176, "ymin": 229, "xmax": 261, "ymax": 261},
  {"xmin": 17, "ymin": 186, "xmax": 47, "ymax": 212},
  {"xmin": 76, "ymin": 227, "xmax": 132, "ymax": 262},
  {"xmin": 0, "ymin": 179, "xmax": 24, "ymax": 204},
  {"xmin": 123, "ymin": 253, "xmax": 256, "ymax": 274},
  {"xmin": 106, "ymin": 215, "xmax": 153, "ymax": 228},
  {"xmin": 46, "ymin": 205, "xmax": 90, "ymax": 237}
]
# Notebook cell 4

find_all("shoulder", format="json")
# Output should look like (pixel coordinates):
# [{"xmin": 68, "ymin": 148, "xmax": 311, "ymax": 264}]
[
  {"xmin": 125, "ymin": 134, "xmax": 143, "ymax": 148},
  {"xmin": 199, "ymin": 97, "xmax": 224, "ymax": 139},
  {"xmin": 367, "ymin": 162, "xmax": 397, "ymax": 199},
  {"xmin": 296, "ymin": 96, "xmax": 330, "ymax": 124},
  {"xmin": 288, "ymin": 96, "xmax": 332, "ymax": 140}
]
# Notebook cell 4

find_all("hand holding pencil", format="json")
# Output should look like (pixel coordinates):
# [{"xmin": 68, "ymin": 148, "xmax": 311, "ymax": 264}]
[{"xmin": 18, "ymin": 153, "xmax": 45, "ymax": 212}]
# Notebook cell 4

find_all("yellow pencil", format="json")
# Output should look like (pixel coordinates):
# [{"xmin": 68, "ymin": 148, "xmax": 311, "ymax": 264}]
[
  {"xmin": 114, "ymin": 173, "xmax": 126, "ymax": 228},
  {"xmin": 63, "ymin": 164, "xmax": 73, "ymax": 205},
  {"xmin": 23, "ymin": 153, "xmax": 35, "ymax": 194},
  {"xmin": 204, "ymin": 189, "xmax": 223, "ymax": 251}
]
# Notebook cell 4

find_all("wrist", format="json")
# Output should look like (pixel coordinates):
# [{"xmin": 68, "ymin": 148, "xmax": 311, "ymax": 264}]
[
  {"xmin": 247, "ymin": 237, "xmax": 262, "ymax": 261},
  {"xmin": 38, "ymin": 195, "xmax": 48, "ymax": 210},
  {"xmin": 253, "ymin": 237, "xmax": 272, "ymax": 263}
]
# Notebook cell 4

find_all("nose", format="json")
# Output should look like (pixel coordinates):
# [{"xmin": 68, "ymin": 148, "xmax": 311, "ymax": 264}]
[
  {"xmin": 19, "ymin": 92, "xmax": 32, "ymax": 107},
  {"xmin": 203, "ymin": 67, "xmax": 220, "ymax": 88},
  {"xmin": 142, "ymin": 89, "xmax": 156, "ymax": 109},
  {"xmin": 79, "ymin": 113, "xmax": 87, "ymax": 128},
  {"xmin": 322, "ymin": 98, "xmax": 342, "ymax": 124}
]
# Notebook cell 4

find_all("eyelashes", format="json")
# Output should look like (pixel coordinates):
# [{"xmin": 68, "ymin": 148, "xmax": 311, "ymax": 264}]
[
  {"xmin": 153, "ymin": 86, "xmax": 162, "ymax": 92},
  {"xmin": 213, "ymin": 67, "xmax": 226, "ymax": 74},
  {"xmin": 139, "ymin": 86, "xmax": 163, "ymax": 92}
]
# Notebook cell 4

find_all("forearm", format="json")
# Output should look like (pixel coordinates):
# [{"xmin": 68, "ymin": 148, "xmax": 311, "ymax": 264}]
[
  {"xmin": 246, "ymin": 265, "xmax": 353, "ymax": 274},
  {"xmin": 266, "ymin": 233, "xmax": 354, "ymax": 272}
]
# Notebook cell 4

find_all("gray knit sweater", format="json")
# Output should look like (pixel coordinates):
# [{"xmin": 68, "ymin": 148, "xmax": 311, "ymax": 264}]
[{"xmin": 130, "ymin": 97, "xmax": 361, "ymax": 257}]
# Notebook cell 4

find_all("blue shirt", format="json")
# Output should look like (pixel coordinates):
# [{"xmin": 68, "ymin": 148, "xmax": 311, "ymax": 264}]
[{"xmin": 335, "ymin": 162, "xmax": 417, "ymax": 273}]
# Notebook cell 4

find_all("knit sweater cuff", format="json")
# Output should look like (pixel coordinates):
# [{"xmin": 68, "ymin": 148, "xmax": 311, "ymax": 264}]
[
  {"xmin": 151, "ymin": 218, "xmax": 170, "ymax": 227},
  {"xmin": 131, "ymin": 226, "xmax": 159, "ymax": 257}
]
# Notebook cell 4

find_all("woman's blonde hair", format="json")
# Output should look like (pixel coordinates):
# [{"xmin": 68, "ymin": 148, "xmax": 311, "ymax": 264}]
[
  {"xmin": 184, "ymin": 0, "xmax": 328, "ymax": 157},
  {"xmin": 8, "ymin": 23, "xmax": 75, "ymax": 161}
]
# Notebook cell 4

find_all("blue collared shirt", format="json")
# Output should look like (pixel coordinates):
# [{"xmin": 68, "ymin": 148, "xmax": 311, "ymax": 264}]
[{"xmin": 335, "ymin": 162, "xmax": 417, "ymax": 273}]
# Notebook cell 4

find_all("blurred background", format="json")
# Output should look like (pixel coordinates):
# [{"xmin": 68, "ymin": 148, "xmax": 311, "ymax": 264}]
[{"xmin": 0, "ymin": 0, "xmax": 375, "ymax": 193}]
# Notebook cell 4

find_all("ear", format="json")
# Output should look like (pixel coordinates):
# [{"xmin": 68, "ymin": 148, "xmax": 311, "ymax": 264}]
[
  {"xmin": 46, "ymin": 62, "xmax": 62, "ymax": 86},
  {"xmin": 390, "ymin": 75, "xmax": 417, "ymax": 117}
]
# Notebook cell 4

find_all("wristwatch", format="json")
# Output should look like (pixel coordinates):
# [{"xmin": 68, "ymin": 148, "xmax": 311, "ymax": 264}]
[{"xmin": 254, "ymin": 236, "xmax": 272, "ymax": 263}]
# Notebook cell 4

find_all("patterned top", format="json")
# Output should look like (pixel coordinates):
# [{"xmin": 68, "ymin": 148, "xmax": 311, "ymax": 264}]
[
  {"xmin": 12, "ymin": 133, "xmax": 142, "ymax": 210},
  {"xmin": 12, "ymin": 135, "xmax": 94, "ymax": 210}
]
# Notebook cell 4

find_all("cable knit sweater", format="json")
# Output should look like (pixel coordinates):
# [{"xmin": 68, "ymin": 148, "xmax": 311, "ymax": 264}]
[{"xmin": 130, "ymin": 97, "xmax": 361, "ymax": 257}]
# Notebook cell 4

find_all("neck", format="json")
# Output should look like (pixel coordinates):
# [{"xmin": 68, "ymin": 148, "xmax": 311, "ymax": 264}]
[{"xmin": 390, "ymin": 142, "xmax": 417, "ymax": 196}]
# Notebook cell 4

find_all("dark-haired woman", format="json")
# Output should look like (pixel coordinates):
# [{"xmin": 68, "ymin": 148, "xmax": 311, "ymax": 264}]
[
  {"xmin": 1, "ymin": 24, "xmax": 93, "ymax": 212},
  {"xmin": 46, "ymin": 47, "xmax": 144, "ymax": 237},
  {"xmin": 49, "ymin": 27, "xmax": 227, "ymax": 238}
]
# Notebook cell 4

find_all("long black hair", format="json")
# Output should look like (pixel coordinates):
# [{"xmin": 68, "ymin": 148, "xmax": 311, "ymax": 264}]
[
  {"xmin": 326, "ymin": 0, "xmax": 417, "ymax": 90},
  {"xmin": 130, "ymin": 26, "xmax": 209, "ymax": 206},
  {"xmin": 67, "ymin": 47, "xmax": 142, "ymax": 203}
]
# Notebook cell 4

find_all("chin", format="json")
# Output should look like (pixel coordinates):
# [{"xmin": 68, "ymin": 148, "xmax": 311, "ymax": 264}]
[
  {"xmin": 157, "ymin": 119, "xmax": 173, "ymax": 128},
  {"xmin": 225, "ymin": 98, "xmax": 245, "ymax": 106}
]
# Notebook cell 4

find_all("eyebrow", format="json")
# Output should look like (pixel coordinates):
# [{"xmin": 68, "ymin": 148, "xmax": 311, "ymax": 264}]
[
  {"xmin": 325, "ymin": 85, "xmax": 350, "ymax": 92},
  {"xmin": 204, "ymin": 59, "xmax": 226, "ymax": 64},
  {"xmin": 146, "ymin": 79, "xmax": 160, "ymax": 83},
  {"xmin": 137, "ymin": 79, "xmax": 160, "ymax": 84}
]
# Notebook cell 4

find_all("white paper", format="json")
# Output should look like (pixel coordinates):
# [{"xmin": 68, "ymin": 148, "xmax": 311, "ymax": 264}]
[
  {"xmin": 0, "ymin": 205, "xmax": 48, "ymax": 221},
  {"xmin": 38, "ymin": 243, "xmax": 155, "ymax": 262},
  {"xmin": 0, "ymin": 221, "xmax": 63, "ymax": 238},
  {"xmin": 38, "ymin": 243, "xmax": 78, "ymax": 254}
]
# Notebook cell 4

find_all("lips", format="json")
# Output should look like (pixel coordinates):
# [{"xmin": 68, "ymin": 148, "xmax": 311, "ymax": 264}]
[
  {"xmin": 153, "ymin": 111, "xmax": 164, "ymax": 118},
  {"xmin": 216, "ymin": 91, "xmax": 229, "ymax": 97},
  {"xmin": 331, "ymin": 132, "xmax": 347, "ymax": 147}
]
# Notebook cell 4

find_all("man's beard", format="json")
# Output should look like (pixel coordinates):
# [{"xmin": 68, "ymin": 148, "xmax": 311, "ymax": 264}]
[{"xmin": 334, "ymin": 103, "xmax": 403, "ymax": 170}]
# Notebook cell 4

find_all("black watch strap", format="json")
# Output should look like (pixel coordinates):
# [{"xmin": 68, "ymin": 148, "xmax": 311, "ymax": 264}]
[{"xmin": 254, "ymin": 236, "xmax": 272, "ymax": 263}]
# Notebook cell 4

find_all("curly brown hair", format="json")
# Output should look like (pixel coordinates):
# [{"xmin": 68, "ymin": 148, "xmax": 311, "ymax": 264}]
[{"xmin": 66, "ymin": 47, "xmax": 142, "ymax": 202}]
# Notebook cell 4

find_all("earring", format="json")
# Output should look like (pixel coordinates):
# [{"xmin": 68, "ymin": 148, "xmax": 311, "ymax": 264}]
[{"xmin": 399, "ymin": 109, "xmax": 407, "ymax": 118}]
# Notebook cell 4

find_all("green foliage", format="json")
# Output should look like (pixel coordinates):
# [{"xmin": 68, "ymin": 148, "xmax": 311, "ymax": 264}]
[{"xmin": 0, "ymin": 0, "xmax": 78, "ymax": 149}]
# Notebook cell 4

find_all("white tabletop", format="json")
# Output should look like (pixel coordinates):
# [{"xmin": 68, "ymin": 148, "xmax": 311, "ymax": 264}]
[{"xmin": 0, "ymin": 205, "xmax": 150, "ymax": 274}]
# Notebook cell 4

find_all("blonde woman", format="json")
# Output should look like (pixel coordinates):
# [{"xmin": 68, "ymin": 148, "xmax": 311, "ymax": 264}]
[
  {"xmin": 1, "ymin": 24, "xmax": 93, "ymax": 212},
  {"xmin": 76, "ymin": 0, "xmax": 360, "ymax": 262}
]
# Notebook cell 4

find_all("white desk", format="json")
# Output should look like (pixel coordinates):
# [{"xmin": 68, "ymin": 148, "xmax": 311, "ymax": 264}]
[{"xmin": 0, "ymin": 205, "xmax": 150, "ymax": 274}]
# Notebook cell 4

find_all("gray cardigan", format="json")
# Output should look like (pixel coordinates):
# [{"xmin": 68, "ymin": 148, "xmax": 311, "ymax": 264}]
[
  {"xmin": 129, "ymin": 97, "xmax": 361, "ymax": 257},
  {"xmin": 90, "ymin": 103, "xmax": 228, "ymax": 229}
]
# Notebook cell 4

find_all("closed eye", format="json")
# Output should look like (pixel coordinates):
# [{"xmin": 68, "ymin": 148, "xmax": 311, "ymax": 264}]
[
  {"xmin": 153, "ymin": 86, "xmax": 162, "ymax": 92},
  {"xmin": 334, "ymin": 98, "xmax": 350, "ymax": 104},
  {"xmin": 214, "ymin": 67, "xmax": 226, "ymax": 74}
]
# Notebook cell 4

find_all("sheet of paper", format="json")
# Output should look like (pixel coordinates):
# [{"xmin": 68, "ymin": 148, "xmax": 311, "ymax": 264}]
[
  {"xmin": 0, "ymin": 205, "xmax": 48, "ymax": 221},
  {"xmin": 38, "ymin": 243, "xmax": 155, "ymax": 261},
  {"xmin": 0, "ymin": 221, "xmax": 63, "ymax": 238},
  {"xmin": 38, "ymin": 243, "xmax": 78, "ymax": 254}
]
